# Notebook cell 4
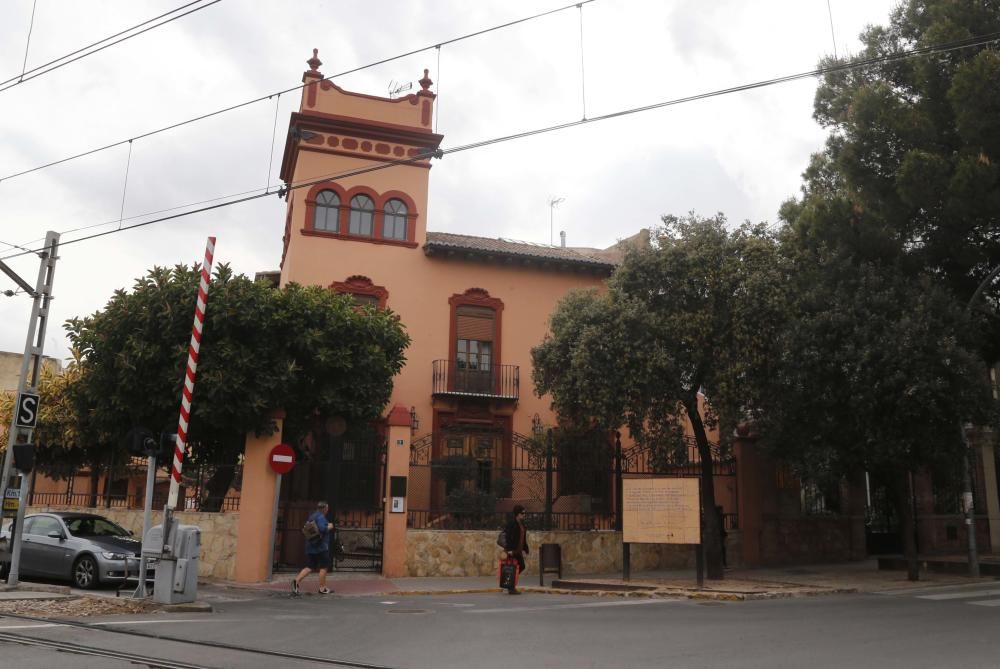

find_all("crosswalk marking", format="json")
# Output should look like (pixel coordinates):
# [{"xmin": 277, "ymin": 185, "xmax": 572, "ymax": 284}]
[
  {"xmin": 917, "ymin": 588, "xmax": 1000, "ymax": 600},
  {"xmin": 470, "ymin": 598, "xmax": 681, "ymax": 614},
  {"xmin": 969, "ymin": 599, "xmax": 1000, "ymax": 607}
]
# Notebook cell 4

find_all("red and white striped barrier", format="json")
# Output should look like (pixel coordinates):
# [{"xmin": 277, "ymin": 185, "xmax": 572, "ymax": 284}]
[{"xmin": 167, "ymin": 237, "xmax": 216, "ymax": 510}]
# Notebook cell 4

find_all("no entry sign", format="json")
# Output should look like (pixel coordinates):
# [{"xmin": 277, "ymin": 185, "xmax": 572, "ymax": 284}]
[{"xmin": 269, "ymin": 443, "xmax": 296, "ymax": 474}]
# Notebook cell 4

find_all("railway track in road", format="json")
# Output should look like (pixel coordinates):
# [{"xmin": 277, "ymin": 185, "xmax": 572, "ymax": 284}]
[{"xmin": 0, "ymin": 611, "xmax": 402, "ymax": 669}]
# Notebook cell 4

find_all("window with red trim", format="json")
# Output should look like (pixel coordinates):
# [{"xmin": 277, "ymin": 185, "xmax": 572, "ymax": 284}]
[
  {"xmin": 314, "ymin": 190, "xmax": 340, "ymax": 232},
  {"xmin": 383, "ymin": 199, "xmax": 408, "ymax": 241},
  {"xmin": 349, "ymin": 195, "xmax": 375, "ymax": 236}
]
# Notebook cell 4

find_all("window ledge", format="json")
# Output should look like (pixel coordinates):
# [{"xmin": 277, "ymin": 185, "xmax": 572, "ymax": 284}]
[{"xmin": 301, "ymin": 228, "xmax": 418, "ymax": 248}]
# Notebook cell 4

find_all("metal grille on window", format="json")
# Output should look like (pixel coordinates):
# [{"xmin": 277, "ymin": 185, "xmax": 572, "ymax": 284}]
[
  {"xmin": 383, "ymin": 198, "xmax": 408, "ymax": 240},
  {"xmin": 314, "ymin": 190, "xmax": 340, "ymax": 232},
  {"xmin": 349, "ymin": 195, "xmax": 375, "ymax": 236}
]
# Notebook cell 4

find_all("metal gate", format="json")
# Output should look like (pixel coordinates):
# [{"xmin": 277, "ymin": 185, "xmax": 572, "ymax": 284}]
[{"xmin": 275, "ymin": 427, "xmax": 385, "ymax": 572}]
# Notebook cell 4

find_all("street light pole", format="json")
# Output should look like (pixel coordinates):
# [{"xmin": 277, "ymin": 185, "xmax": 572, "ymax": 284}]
[{"xmin": 960, "ymin": 264, "xmax": 1000, "ymax": 578}]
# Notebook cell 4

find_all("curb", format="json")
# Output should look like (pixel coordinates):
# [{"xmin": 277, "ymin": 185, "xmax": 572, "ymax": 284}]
[{"xmin": 0, "ymin": 583, "xmax": 72, "ymax": 595}]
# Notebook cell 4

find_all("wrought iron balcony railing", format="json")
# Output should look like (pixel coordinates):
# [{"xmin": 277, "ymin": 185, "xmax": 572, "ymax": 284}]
[{"xmin": 431, "ymin": 359, "xmax": 519, "ymax": 400}]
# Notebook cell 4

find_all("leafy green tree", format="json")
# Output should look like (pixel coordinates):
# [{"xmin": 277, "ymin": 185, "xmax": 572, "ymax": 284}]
[
  {"xmin": 772, "ymin": 0, "xmax": 1000, "ymax": 576},
  {"xmin": 61, "ymin": 263, "xmax": 408, "ymax": 510},
  {"xmin": 534, "ymin": 213, "xmax": 786, "ymax": 579},
  {"xmin": 796, "ymin": 0, "xmax": 1000, "ymax": 359},
  {"xmin": 752, "ymin": 244, "xmax": 990, "ymax": 577}
]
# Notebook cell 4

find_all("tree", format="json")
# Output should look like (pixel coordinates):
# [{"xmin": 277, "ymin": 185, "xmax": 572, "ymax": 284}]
[
  {"xmin": 800, "ymin": 0, "xmax": 1000, "ymax": 360},
  {"xmin": 771, "ymin": 0, "xmax": 1000, "ymax": 576},
  {"xmin": 60, "ymin": 263, "xmax": 409, "ymax": 510},
  {"xmin": 533, "ymin": 213, "xmax": 786, "ymax": 579},
  {"xmin": 752, "ymin": 245, "xmax": 990, "ymax": 578}
]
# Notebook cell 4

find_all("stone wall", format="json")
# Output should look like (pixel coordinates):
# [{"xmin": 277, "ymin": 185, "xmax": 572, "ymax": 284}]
[
  {"xmin": 758, "ymin": 514, "xmax": 863, "ymax": 565},
  {"xmin": 405, "ymin": 529, "xmax": 701, "ymax": 577},
  {"xmin": 27, "ymin": 506, "xmax": 239, "ymax": 580}
]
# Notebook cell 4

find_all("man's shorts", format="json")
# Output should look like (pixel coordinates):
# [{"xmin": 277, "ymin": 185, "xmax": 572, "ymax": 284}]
[{"xmin": 306, "ymin": 550, "xmax": 332, "ymax": 570}]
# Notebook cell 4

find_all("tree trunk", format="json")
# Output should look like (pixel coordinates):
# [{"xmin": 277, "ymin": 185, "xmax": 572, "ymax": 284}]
[
  {"xmin": 198, "ymin": 463, "xmax": 239, "ymax": 512},
  {"xmin": 686, "ymin": 399, "xmax": 724, "ymax": 580},
  {"xmin": 894, "ymin": 470, "xmax": 920, "ymax": 581}
]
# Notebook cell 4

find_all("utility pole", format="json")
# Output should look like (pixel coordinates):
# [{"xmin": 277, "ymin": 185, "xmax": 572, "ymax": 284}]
[
  {"xmin": 548, "ymin": 197, "xmax": 564, "ymax": 246},
  {"xmin": 959, "ymin": 264, "xmax": 1000, "ymax": 578},
  {"xmin": 0, "ymin": 232, "xmax": 60, "ymax": 587}
]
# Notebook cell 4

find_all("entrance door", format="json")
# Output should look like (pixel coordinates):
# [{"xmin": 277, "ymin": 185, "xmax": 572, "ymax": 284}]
[{"xmin": 276, "ymin": 426, "xmax": 385, "ymax": 572}]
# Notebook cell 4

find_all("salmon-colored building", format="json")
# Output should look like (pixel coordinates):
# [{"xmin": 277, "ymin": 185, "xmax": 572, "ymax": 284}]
[
  {"xmin": 232, "ymin": 50, "xmax": 670, "ymax": 580},
  {"xmin": 31, "ymin": 51, "xmax": 999, "ymax": 585}
]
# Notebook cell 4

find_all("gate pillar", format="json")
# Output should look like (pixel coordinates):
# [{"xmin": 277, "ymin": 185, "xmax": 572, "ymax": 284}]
[
  {"xmin": 233, "ymin": 413, "xmax": 285, "ymax": 583},
  {"xmin": 733, "ymin": 429, "xmax": 775, "ymax": 567},
  {"xmin": 382, "ymin": 404, "xmax": 412, "ymax": 578}
]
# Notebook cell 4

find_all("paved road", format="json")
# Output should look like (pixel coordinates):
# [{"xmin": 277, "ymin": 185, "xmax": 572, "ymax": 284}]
[{"xmin": 2, "ymin": 582, "xmax": 1000, "ymax": 668}]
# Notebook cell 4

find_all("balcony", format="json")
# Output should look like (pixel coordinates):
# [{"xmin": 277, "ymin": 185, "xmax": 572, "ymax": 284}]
[{"xmin": 431, "ymin": 360, "xmax": 519, "ymax": 400}]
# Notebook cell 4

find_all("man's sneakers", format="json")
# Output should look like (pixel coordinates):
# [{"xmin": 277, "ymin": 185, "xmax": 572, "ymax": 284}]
[
  {"xmin": 291, "ymin": 579, "xmax": 300, "ymax": 596},
  {"xmin": 318, "ymin": 587, "xmax": 332, "ymax": 595}
]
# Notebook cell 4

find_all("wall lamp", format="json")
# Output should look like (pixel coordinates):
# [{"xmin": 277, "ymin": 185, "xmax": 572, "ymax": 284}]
[{"xmin": 531, "ymin": 413, "xmax": 543, "ymax": 436}]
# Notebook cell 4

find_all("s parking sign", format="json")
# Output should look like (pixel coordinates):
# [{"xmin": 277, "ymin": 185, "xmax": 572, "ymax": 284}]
[{"xmin": 15, "ymin": 392, "xmax": 40, "ymax": 429}]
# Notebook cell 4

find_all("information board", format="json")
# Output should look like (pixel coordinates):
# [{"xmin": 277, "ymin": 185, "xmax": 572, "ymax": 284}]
[{"xmin": 622, "ymin": 477, "xmax": 700, "ymax": 544}]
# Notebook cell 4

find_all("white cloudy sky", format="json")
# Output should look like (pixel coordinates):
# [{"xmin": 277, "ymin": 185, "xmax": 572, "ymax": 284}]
[{"xmin": 0, "ymin": 0, "xmax": 900, "ymax": 362}]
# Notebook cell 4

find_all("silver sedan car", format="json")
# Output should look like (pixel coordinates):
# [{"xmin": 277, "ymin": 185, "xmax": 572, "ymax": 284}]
[{"xmin": 1, "ymin": 512, "xmax": 152, "ymax": 589}]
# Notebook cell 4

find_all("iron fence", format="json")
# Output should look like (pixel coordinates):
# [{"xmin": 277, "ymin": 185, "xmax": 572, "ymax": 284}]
[
  {"xmin": 407, "ymin": 430, "xmax": 738, "ymax": 532},
  {"xmin": 29, "ymin": 461, "xmax": 242, "ymax": 513}
]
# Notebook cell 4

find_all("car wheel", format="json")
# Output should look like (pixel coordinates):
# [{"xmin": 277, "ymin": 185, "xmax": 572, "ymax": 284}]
[{"xmin": 73, "ymin": 555, "xmax": 99, "ymax": 589}]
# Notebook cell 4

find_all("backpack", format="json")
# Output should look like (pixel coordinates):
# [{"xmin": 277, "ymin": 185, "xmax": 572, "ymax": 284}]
[{"xmin": 302, "ymin": 518, "xmax": 321, "ymax": 541}]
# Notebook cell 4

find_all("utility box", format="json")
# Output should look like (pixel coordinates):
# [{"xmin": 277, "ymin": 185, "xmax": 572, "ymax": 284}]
[{"xmin": 145, "ymin": 523, "xmax": 200, "ymax": 604}]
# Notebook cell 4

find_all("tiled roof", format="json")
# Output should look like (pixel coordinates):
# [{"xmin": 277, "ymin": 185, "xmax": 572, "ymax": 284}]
[{"xmin": 423, "ymin": 232, "xmax": 618, "ymax": 271}]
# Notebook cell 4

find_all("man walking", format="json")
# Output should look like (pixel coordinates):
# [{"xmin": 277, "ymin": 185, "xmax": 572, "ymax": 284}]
[{"xmin": 292, "ymin": 501, "xmax": 334, "ymax": 595}]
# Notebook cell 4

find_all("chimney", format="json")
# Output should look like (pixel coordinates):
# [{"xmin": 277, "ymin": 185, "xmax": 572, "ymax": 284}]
[{"xmin": 560, "ymin": 231, "xmax": 566, "ymax": 247}]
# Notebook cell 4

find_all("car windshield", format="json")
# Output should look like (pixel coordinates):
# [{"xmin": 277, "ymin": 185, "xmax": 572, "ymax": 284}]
[{"xmin": 64, "ymin": 517, "xmax": 130, "ymax": 538}]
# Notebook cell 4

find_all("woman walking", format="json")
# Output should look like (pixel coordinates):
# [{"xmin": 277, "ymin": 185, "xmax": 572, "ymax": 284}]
[{"xmin": 503, "ymin": 504, "xmax": 529, "ymax": 594}]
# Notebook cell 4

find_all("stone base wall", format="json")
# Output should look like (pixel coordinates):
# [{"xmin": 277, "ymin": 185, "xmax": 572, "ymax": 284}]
[
  {"xmin": 758, "ymin": 514, "xmax": 863, "ymax": 565},
  {"xmin": 27, "ymin": 505, "xmax": 239, "ymax": 580},
  {"xmin": 405, "ymin": 529, "xmax": 700, "ymax": 577}
]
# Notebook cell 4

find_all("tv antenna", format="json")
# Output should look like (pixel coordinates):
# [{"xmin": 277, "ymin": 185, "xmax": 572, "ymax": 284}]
[{"xmin": 388, "ymin": 80, "xmax": 413, "ymax": 98}]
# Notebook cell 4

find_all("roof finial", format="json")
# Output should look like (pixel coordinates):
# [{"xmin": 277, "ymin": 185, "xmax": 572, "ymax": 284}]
[
  {"xmin": 307, "ymin": 48, "xmax": 323, "ymax": 74},
  {"xmin": 419, "ymin": 68, "xmax": 433, "ymax": 92}
]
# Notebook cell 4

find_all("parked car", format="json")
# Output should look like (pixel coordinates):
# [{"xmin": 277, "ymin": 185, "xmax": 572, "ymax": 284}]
[{"xmin": 0, "ymin": 512, "xmax": 152, "ymax": 589}]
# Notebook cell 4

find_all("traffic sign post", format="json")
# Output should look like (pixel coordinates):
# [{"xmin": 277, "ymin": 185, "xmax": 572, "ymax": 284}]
[
  {"xmin": 268, "ymin": 443, "xmax": 296, "ymax": 474},
  {"xmin": 266, "ymin": 444, "xmax": 296, "ymax": 581},
  {"xmin": 0, "ymin": 232, "xmax": 59, "ymax": 587},
  {"xmin": 14, "ymin": 393, "xmax": 39, "ymax": 430}
]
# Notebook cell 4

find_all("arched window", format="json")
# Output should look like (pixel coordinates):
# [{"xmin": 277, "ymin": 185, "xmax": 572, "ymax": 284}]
[
  {"xmin": 382, "ymin": 199, "xmax": 408, "ymax": 241},
  {"xmin": 313, "ymin": 190, "xmax": 340, "ymax": 232},
  {"xmin": 349, "ymin": 195, "xmax": 375, "ymax": 236}
]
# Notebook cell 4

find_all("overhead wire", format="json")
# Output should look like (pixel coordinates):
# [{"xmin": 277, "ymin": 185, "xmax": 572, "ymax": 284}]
[
  {"xmin": 0, "ymin": 0, "xmax": 222, "ymax": 93},
  {"xmin": 17, "ymin": 0, "xmax": 39, "ymax": 82},
  {"xmin": 0, "ymin": 0, "xmax": 596, "ymax": 185},
  {"xmin": 2, "ymin": 27, "xmax": 998, "ymax": 262}
]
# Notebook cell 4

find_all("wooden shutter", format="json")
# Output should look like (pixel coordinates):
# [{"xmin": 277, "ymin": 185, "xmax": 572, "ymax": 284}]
[{"xmin": 456, "ymin": 306, "xmax": 494, "ymax": 341}]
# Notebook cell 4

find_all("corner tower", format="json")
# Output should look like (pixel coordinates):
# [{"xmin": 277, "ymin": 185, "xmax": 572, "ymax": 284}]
[{"xmin": 278, "ymin": 49, "xmax": 442, "ymax": 284}]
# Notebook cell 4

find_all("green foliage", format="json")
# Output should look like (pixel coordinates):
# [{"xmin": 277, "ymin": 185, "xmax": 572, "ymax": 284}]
[
  {"xmin": 431, "ymin": 454, "xmax": 478, "ymax": 490},
  {"xmin": 533, "ymin": 212, "xmax": 786, "ymax": 578},
  {"xmin": 56, "ymin": 263, "xmax": 408, "ymax": 475},
  {"xmin": 794, "ymin": 0, "xmax": 1000, "ymax": 362},
  {"xmin": 443, "ymin": 488, "xmax": 499, "ymax": 517}
]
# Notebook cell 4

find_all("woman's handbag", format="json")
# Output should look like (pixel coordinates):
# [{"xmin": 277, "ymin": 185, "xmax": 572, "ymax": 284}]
[
  {"xmin": 499, "ymin": 556, "xmax": 519, "ymax": 590},
  {"xmin": 496, "ymin": 529, "xmax": 507, "ymax": 550}
]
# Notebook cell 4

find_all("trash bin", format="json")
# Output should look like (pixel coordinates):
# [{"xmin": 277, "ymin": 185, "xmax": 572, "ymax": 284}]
[{"xmin": 539, "ymin": 543, "xmax": 562, "ymax": 586}]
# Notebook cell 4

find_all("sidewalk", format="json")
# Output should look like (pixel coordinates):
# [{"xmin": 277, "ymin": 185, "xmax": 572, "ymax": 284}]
[{"xmin": 212, "ymin": 557, "xmax": 1000, "ymax": 601}]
